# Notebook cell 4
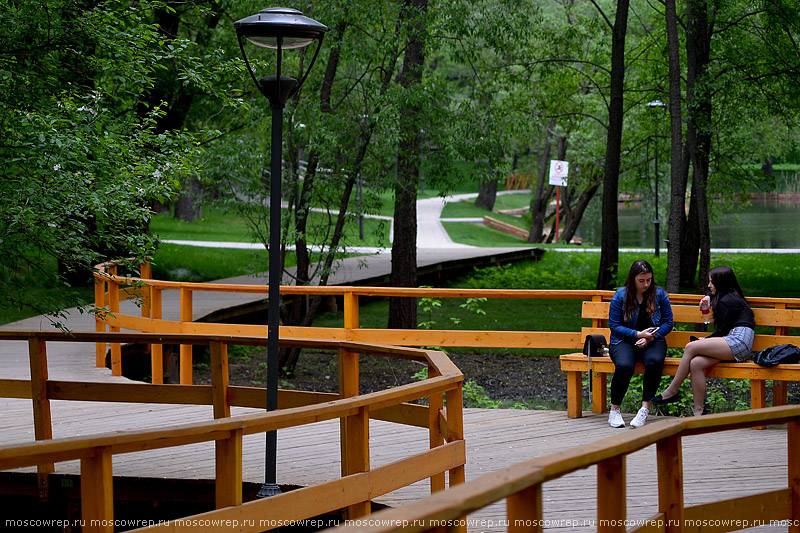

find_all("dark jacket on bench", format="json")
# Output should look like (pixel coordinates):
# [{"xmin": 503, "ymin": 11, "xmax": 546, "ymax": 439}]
[{"xmin": 608, "ymin": 287, "xmax": 674, "ymax": 346}]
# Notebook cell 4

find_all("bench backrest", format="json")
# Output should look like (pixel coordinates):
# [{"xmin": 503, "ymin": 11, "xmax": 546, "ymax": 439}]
[{"xmin": 581, "ymin": 301, "xmax": 800, "ymax": 351}]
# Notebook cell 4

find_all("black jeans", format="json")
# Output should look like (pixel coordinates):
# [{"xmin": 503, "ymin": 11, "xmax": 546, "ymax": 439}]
[{"xmin": 609, "ymin": 339, "xmax": 666, "ymax": 405}]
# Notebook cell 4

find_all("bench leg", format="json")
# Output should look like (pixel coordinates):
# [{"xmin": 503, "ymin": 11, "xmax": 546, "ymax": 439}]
[
  {"xmin": 773, "ymin": 381, "xmax": 788, "ymax": 407},
  {"xmin": 751, "ymin": 380, "xmax": 767, "ymax": 410},
  {"xmin": 592, "ymin": 372, "xmax": 607, "ymax": 414},
  {"xmin": 567, "ymin": 371, "xmax": 583, "ymax": 418},
  {"xmin": 751, "ymin": 380, "xmax": 768, "ymax": 430}
]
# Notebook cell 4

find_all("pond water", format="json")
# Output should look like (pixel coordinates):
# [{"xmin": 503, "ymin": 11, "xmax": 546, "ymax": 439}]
[{"xmin": 574, "ymin": 198, "xmax": 800, "ymax": 249}]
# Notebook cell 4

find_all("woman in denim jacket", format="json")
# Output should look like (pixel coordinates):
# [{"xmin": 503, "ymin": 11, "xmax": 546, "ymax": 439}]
[{"xmin": 607, "ymin": 260, "xmax": 674, "ymax": 428}]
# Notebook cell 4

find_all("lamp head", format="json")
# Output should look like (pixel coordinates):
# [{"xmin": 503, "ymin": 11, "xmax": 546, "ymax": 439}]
[
  {"xmin": 234, "ymin": 8, "xmax": 329, "ymax": 50},
  {"xmin": 234, "ymin": 8, "xmax": 329, "ymax": 107}
]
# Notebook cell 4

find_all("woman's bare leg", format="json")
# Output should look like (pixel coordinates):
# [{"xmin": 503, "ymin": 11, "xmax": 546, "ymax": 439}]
[
  {"xmin": 659, "ymin": 338, "xmax": 734, "ymax": 400},
  {"xmin": 689, "ymin": 356, "xmax": 720, "ymax": 415}
]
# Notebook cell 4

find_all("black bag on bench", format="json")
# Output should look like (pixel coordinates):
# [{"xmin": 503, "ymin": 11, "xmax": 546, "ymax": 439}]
[
  {"xmin": 753, "ymin": 344, "xmax": 800, "ymax": 367},
  {"xmin": 583, "ymin": 334, "xmax": 608, "ymax": 357}
]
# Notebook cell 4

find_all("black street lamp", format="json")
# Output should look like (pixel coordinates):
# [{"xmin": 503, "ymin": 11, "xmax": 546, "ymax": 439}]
[
  {"xmin": 646, "ymin": 100, "xmax": 666, "ymax": 257},
  {"xmin": 234, "ymin": 7, "xmax": 328, "ymax": 498}
]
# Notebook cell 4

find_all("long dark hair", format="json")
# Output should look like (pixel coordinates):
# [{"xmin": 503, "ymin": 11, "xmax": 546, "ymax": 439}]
[
  {"xmin": 623, "ymin": 260, "xmax": 657, "ymax": 321},
  {"xmin": 709, "ymin": 265, "xmax": 747, "ymax": 310}
]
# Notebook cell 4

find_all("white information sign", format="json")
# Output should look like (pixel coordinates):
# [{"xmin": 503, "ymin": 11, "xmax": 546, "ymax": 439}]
[{"xmin": 549, "ymin": 160, "xmax": 569, "ymax": 187}]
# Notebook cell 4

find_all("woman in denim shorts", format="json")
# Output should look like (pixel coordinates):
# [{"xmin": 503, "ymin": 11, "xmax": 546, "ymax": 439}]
[{"xmin": 652, "ymin": 266, "xmax": 755, "ymax": 416}]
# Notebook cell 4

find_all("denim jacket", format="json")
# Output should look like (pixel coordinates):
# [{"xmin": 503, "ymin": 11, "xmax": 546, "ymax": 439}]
[{"xmin": 608, "ymin": 286, "xmax": 674, "ymax": 345}]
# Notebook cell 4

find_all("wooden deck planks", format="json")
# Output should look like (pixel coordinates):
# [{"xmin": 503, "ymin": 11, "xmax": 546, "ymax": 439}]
[{"xmin": 2, "ymin": 382, "xmax": 793, "ymax": 531}]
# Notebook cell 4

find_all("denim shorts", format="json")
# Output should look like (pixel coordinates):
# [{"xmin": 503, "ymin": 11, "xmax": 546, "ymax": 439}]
[{"xmin": 725, "ymin": 327, "xmax": 755, "ymax": 362}]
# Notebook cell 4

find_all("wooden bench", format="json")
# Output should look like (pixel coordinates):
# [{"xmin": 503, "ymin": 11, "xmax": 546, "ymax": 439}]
[{"xmin": 560, "ymin": 297, "xmax": 800, "ymax": 418}]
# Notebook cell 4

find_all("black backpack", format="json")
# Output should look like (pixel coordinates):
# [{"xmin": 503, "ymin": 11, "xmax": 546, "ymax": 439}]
[{"xmin": 753, "ymin": 344, "xmax": 800, "ymax": 367}]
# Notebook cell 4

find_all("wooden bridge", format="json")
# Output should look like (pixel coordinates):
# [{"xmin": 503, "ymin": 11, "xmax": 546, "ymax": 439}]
[{"xmin": 2, "ymin": 258, "xmax": 800, "ymax": 532}]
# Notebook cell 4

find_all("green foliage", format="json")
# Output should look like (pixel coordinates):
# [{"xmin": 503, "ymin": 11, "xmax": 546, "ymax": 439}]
[
  {"xmin": 0, "ymin": 1, "xmax": 202, "ymax": 323},
  {"xmin": 418, "ymin": 290, "xmax": 486, "ymax": 330}
]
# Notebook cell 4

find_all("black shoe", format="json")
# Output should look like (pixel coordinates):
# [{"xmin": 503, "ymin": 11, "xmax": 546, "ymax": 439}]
[{"xmin": 651, "ymin": 391, "xmax": 682, "ymax": 405}]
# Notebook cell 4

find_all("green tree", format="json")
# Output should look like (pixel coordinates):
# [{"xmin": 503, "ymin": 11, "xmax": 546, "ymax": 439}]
[{"xmin": 0, "ymin": 1, "xmax": 199, "ymax": 322}]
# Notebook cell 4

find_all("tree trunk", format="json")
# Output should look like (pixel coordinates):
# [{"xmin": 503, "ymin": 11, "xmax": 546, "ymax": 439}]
[
  {"xmin": 174, "ymin": 177, "xmax": 203, "ymax": 222},
  {"xmin": 527, "ymin": 123, "xmax": 555, "ymax": 243},
  {"xmin": 388, "ymin": 0, "xmax": 428, "ymax": 330},
  {"xmin": 596, "ymin": 0, "xmax": 629, "ymax": 290},
  {"xmin": 474, "ymin": 178, "xmax": 498, "ymax": 210},
  {"xmin": 680, "ymin": 181, "xmax": 700, "ymax": 288},
  {"xmin": 664, "ymin": 0, "xmax": 686, "ymax": 293},
  {"xmin": 682, "ymin": 0, "xmax": 713, "ymax": 293},
  {"xmin": 560, "ymin": 174, "xmax": 602, "ymax": 244}
]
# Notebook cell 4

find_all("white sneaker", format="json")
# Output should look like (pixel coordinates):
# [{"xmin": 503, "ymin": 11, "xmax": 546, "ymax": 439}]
[
  {"xmin": 630, "ymin": 407, "xmax": 649, "ymax": 428},
  {"xmin": 608, "ymin": 409, "xmax": 625, "ymax": 428}
]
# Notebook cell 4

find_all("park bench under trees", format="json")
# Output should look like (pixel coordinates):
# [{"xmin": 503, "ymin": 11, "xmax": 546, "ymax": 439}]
[{"xmin": 560, "ymin": 297, "xmax": 800, "ymax": 418}]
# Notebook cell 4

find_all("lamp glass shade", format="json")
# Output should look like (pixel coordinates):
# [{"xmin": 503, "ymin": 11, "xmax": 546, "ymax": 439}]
[{"xmin": 234, "ymin": 7, "xmax": 329, "ymax": 50}]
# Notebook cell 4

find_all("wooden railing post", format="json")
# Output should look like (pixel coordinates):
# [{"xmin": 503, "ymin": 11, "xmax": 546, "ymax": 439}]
[
  {"xmin": 343, "ymin": 290, "xmax": 359, "ymax": 339},
  {"xmin": 210, "ymin": 341, "xmax": 230, "ymax": 419},
  {"xmin": 140, "ymin": 261, "xmax": 152, "ymax": 319},
  {"xmin": 179, "ymin": 287, "xmax": 193, "ymax": 384},
  {"xmin": 508, "ymin": 484, "xmax": 543, "ymax": 533},
  {"xmin": 597, "ymin": 455, "xmax": 625, "ymax": 532},
  {"xmin": 28, "ymin": 336, "xmax": 54, "ymax": 500},
  {"xmin": 81, "ymin": 447, "xmax": 113, "ymax": 533},
  {"xmin": 339, "ymin": 287, "xmax": 361, "ymax": 476},
  {"xmin": 215, "ymin": 428, "xmax": 243, "ymax": 509},
  {"xmin": 108, "ymin": 265, "xmax": 121, "ymax": 376},
  {"xmin": 344, "ymin": 406, "xmax": 370, "ymax": 519},
  {"xmin": 94, "ymin": 274, "xmax": 107, "ymax": 368},
  {"xmin": 338, "ymin": 345, "xmax": 370, "ymax": 518},
  {"xmin": 150, "ymin": 287, "xmax": 163, "ymax": 384},
  {"xmin": 789, "ymin": 418, "xmax": 800, "ymax": 533},
  {"xmin": 657, "ymin": 435, "xmax": 684, "ymax": 532},
  {"xmin": 428, "ymin": 362, "xmax": 446, "ymax": 494},
  {"xmin": 445, "ymin": 383, "xmax": 465, "ymax": 487}
]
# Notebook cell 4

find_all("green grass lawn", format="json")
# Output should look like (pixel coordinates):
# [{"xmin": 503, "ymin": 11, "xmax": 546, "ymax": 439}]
[
  {"xmin": 150, "ymin": 208, "xmax": 253, "ymax": 242},
  {"xmin": 150, "ymin": 207, "xmax": 390, "ymax": 247},
  {"xmin": 493, "ymin": 192, "xmax": 532, "ymax": 210},
  {"xmin": 442, "ymin": 221, "xmax": 533, "ymax": 247},
  {"xmin": 441, "ymin": 197, "xmax": 530, "ymax": 221}
]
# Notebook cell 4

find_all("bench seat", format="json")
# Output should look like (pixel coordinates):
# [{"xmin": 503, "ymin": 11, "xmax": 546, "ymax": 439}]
[
  {"xmin": 560, "ymin": 298, "xmax": 800, "ymax": 419},
  {"xmin": 560, "ymin": 353, "xmax": 800, "ymax": 418}
]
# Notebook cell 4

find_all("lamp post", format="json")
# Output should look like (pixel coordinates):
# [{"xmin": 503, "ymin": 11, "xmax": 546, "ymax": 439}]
[
  {"xmin": 646, "ymin": 100, "xmax": 666, "ymax": 257},
  {"xmin": 234, "ymin": 7, "xmax": 328, "ymax": 498}
]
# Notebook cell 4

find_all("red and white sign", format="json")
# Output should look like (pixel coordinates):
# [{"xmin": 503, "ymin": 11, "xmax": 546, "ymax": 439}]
[{"xmin": 549, "ymin": 160, "xmax": 568, "ymax": 187}]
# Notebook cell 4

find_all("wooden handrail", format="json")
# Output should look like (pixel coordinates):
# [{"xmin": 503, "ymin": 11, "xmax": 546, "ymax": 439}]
[
  {"xmin": 327, "ymin": 406, "xmax": 800, "ymax": 533},
  {"xmin": 0, "ymin": 330, "xmax": 466, "ymax": 533},
  {"xmin": 0, "ymin": 331, "xmax": 466, "ymax": 531},
  {"xmin": 92, "ymin": 260, "xmax": 800, "ymax": 306},
  {"xmin": 93, "ymin": 262, "xmax": 800, "ymax": 383}
]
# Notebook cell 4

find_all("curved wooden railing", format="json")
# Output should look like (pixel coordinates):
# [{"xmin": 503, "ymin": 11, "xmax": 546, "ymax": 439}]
[
  {"xmin": 0, "ymin": 330, "xmax": 465, "ymax": 533},
  {"xmin": 329, "ymin": 406, "xmax": 800, "ymax": 533},
  {"xmin": 93, "ymin": 260, "xmax": 800, "ymax": 385}
]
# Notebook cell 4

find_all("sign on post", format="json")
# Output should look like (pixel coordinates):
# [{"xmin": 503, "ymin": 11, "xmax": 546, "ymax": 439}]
[
  {"xmin": 548, "ymin": 160, "xmax": 569, "ymax": 243},
  {"xmin": 549, "ymin": 160, "xmax": 569, "ymax": 187}
]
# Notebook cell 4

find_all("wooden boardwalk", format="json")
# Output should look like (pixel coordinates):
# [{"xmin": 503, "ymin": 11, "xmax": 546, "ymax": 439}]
[
  {"xmin": 0, "ymin": 253, "xmax": 791, "ymax": 531},
  {"xmin": 2, "ymin": 394, "xmax": 791, "ymax": 531}
]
